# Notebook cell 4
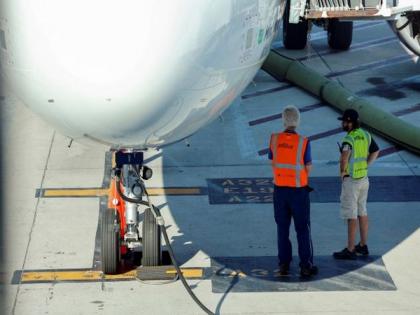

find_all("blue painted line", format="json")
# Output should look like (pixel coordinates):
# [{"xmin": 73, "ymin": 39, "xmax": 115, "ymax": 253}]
[{"xmin": 207, "ymin": 176, "xmax": 420, "ymax": 204}]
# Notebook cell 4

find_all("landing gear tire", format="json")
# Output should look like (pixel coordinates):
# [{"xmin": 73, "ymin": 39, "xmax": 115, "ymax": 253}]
[
  {"xmin": 101, "ymin": 209, "xmax": 121, "ymax": 274},
  {"xmin": 283, "ymin": 0, "xmax": 308, "ymax": 49},
  {"xmin": 328, "ymin": 19, "xmax": 353, "ymax": 50},
  {"xmin": 142, "ymin": 207, "xmax": 161, "ymax": 266}
]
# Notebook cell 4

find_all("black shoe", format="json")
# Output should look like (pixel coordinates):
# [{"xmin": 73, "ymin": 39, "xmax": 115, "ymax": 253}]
[
  {"xmin": 278, "ymin": 263, "xmax": 290, "ymax": 276},
  {"xmin": 333, "ymin": 247, "xmax": 357, "ymax": 260},
  {"xmin": 300, "ymin": 265, "xmax": 318, "ymax": 277},
  {"xmin": 355, "ymin": 243, "xmax": 369, "ymax": 256}
]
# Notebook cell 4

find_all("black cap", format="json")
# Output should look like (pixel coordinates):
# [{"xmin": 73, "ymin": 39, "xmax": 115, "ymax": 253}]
[{"xmin": 338, "ymin": 109, "xmax": 359, "ymax": 122}]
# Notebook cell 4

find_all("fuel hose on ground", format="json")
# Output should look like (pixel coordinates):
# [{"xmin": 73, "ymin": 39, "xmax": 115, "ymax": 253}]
[
  {"xmin": 115, "ymin": 175, "xmax": 215, "ymax": 315},
  {"xmin": 157, "ymin": 208, "xmax": 215, "ymax": 315}
]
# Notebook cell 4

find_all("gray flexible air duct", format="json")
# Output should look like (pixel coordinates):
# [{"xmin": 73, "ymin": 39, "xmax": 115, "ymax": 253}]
[{"xmin": 262, "ymin": 50, "xmax": 420, "ymax": 155}]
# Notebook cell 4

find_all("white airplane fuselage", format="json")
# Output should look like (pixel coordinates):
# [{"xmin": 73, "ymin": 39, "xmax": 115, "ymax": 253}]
[{"xmin": 0, "ymin": 0, "xmax": 282, "ymax": 149}]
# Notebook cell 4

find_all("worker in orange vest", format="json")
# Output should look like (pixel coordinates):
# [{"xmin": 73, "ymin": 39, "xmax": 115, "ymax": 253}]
[{"xmin": 269, "ymin": 105, "xmax": 317, "ymax": 277}]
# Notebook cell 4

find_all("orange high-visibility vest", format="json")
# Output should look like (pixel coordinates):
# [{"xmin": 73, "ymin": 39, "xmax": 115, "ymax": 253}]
[{"xmin": 270, "ymin": 132, "xmax": 308, "ymax": 188}]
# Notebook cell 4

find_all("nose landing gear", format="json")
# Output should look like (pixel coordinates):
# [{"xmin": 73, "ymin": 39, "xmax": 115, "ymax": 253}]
[
  {"xmin": 100, "ymin": 150, "xmax": 215, "ymax": 314},
  {"xmin": 101, "ymin": 150, "xmax": 161, "ymax": 274}
]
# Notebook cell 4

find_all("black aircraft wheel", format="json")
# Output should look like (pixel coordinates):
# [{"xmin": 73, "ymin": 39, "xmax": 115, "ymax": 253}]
[
  {"xmin": 101, "ymin": 209, "xmax": 121, "ymax": 274},
  {"xmin": 283, "ymin": 0, "xmax": 308, "ymax": 49},
  {"xmin": 142, "ymin": 207, "xmax": 161, "ymax": 266},
  {"xmin": 328, "ymin": 19, "xmax": 353, "ymax": 50}
]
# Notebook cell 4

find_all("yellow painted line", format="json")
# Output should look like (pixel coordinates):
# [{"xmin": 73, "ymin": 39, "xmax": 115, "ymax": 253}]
[
  {"xmin": 165, "ymin": 268, "xmax": 203, "ymax": 278},
  {"xmin": 22, "ymin": 270, "xmax": 102, "ymax": 282},
  {"xmin": 42, "ymin": 187, "xmax": 203, "ymax": 198},
  {"xmin": 43, "ymin": 189, "xmax": 109, "ymax": 197},
  {"xmin": 19, "ymin": 269, "xmax": 203, "ymax": 283},
  {"xmin": 21, "ymin": 270, "xmax": 137, "ymax": 282},
  {"xmin": 103, "ymin": 270, "xmax": 137, "ymax": 280}
]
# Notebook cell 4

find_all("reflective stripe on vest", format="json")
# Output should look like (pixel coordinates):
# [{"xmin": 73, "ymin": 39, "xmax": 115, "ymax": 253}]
[
  {"xmin": 344, "ymin": 128, "xmax": 370, "ymax": 179},
  {"xmin": 271, "ymin": 132, "xmax": 308, "ymax": 188}
]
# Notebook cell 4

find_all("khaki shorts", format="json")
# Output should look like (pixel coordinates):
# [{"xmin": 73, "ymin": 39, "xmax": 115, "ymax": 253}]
[{"xmin": 340, "ymin": 176, "xmax": 369, "ymax": 219}]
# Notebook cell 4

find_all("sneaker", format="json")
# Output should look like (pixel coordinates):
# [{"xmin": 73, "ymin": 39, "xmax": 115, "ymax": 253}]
[
  {"xmin": 333, "ymin": 247, "xmax": 357, "ymax": 260},
  {"xmin": 355, "ymin": 243, "xmax": 369, "ymax": 256},
  {"xmin": 278, "ymin": 263, "xmax": 290, "ymax": 276},
  {"xmin": 300, "ymin": 265, "xmax": 318, "ymax": 277}
]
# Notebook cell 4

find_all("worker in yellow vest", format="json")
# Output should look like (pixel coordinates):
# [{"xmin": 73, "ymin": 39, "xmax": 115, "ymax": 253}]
[
  {"xmin": 269, "ymin": 105, "xmax": 317, "ymax": 277},
  {"xmin": 333, "ymin": 109, "xmax": 380, "ymax": 260}
]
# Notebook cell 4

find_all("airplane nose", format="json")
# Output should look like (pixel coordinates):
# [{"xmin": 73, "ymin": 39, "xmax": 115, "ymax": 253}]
[
  {"xmin": 64, "ymin": 69, "xmax": 190, "ymax": 147},
  {"xmin": 11, "ymin": 1, "xmax": 206, "ymax": 147},
  {"xmin": 21, "ymin": 45, "xmax": 194, "ymax": 147},
  {"xmin": 4, "ymin": 0, "xmax": 281, "ymax": 148}
]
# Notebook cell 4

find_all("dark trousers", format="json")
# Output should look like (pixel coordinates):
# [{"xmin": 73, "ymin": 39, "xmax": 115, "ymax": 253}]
[{"xmin": 273, "ymin": 185, "xmax": 313, "ymax": 267}]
